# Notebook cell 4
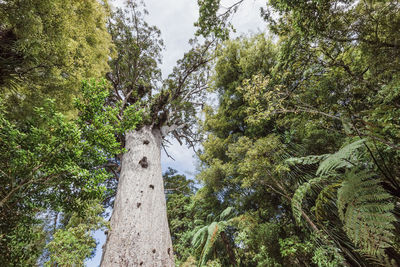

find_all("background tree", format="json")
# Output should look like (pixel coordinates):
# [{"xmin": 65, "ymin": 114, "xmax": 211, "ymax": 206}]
[
  {"xmin": 190, "ymin": 0, "xmax": 400, "ymax": 265},
  {"xmin": 0, "ymin": 0, "xmax": 113, "ymax": 117},
  {"xmin": 45, "ymin": 200, "xmax": 109, "ymax": 266},
  {"xmin": 191, "ymin": 35, "xmax": 327, "ymax": 266},
  {"xmin": 163, "ymin": 168, "xmax": 197, "ymax": 265}
]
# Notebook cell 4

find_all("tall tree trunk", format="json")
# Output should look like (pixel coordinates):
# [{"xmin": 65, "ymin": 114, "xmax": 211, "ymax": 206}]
[{"xmin": 101, "ymin": 126, "xmax": 174, "ymax": 266}]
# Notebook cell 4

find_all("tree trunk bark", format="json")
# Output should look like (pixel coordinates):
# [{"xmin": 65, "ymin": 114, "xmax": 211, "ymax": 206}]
[{"xmin": 101, "ymin": 126, "xmax": 174, "ymax": 267}]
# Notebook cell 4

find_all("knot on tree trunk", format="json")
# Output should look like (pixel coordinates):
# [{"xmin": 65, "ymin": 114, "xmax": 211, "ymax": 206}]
[{"xmin": 139, "ymin": 157, "xmax": 148, "ymax": 168}]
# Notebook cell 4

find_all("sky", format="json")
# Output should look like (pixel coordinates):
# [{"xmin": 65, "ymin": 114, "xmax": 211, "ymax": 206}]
[{"xmin": 86, "ymin": 0, "xmax": 265, "ymax": 266}]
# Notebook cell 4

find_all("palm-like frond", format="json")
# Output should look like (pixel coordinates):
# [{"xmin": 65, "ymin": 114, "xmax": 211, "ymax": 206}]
[
  {"xmin": 291, "ymin": 176, "xmax": 328, "ymax": 223},
  {"xmin": 190, "ymin": 207, "xmax": 235, "ymax": 266},
  {"xmin": 289, "ymin": 138, "xmax": 396, "ymax": 263},
  {"xmin": 218, "ymin": 206, "xmax": 234, "ymax": 221},
  {"xmin": 337, "ymin": 170, "xmax": 395, "ymax": 257},
  {"xmin": 199, "ymin": 222, "xmax": 219, "ymax": 266},
  {"xmin": 317, "ymin": 139, "xmax": 366, "ymax": 176},
  {"xmin": 191, "ymin": 225, "xmax": 208, "ymax": 248},
  {"xmin": 314, "ymin": 183, "xmax": 341, "ymax": 221}
]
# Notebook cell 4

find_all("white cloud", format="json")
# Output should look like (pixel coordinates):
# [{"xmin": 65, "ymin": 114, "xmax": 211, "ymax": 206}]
[{"xmin": 161, "ymin": 138, "xmax": 198, "ymax": 176}]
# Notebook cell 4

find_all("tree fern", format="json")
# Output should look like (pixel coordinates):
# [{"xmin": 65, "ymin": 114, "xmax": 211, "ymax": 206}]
[
  {"xmin": 289, "ymin": 138, "xmax": 397, "ymax": 263},
  {"xmin": 192, "ymin": 225, "xmax": 209, "ymax": 249},
  {"xmin": 218, "ymin": 207, "xmax": 233, "ymax": 221},
  {"xmin": 287, "ymin": 139, "xmax": 366, "ymax": 175},
  {"xmin": 337, "ymin": 169, "xmax": 395, "ymax": 258},
  {"xmin": 317, "ymin": 139, "xmax": 366, "ymax": 176},
  {"xmin": 292, "ymin": 176, "xmax": 329, "ymax": 223},
  {"xmin": 314, "ymin": 183, "xmax": 341, "ymax": 221},
  {"xmin": 190, "ymin": 207, "xmax": 235, "ymax": 266},
  {"xmin": 203, "ymin": 222, "xmax": 220, "ymax": 266}
]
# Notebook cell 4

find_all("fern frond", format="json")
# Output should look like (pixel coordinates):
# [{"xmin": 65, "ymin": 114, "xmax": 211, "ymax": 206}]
[
  {"xmin": 292, "ymin": 176, "xmax": 328, "ymax": 223},
  {"xmin": 337, "ymin": 169, "xmax": 395, "ymax": 257},
  {"xmin": 192, "ymin": 208, "xmax": 236, "ymax": 266},
  {"xmin": 366, "ymin": 253, "xmax": 397, "ymax": 267},
  {"xmin": 199, "ymin": 222, "xmax": 219, "ymax": 266},
  {"xmin": 317, "ymin": 139, "xmax": 366, "ymax": 176},
  {"xmin": 191, "ymin": 225, "xmax": 208, "ymax": 248},
  {"xmin": 206, "ymin": 213, "xmax": 214, "ymax": 223},
  {"xmin": 218, "ymin": 207, "xmax": 234, "ymax": 221},
  {"xmin": 315, "ymin": 183, "xmax": 341, "ymax": 221}
]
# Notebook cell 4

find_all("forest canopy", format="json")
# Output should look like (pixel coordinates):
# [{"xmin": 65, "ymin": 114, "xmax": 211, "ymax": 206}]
[{"xmin": 1, "ymin": 0, "xmax": 400, "ymax": 266}]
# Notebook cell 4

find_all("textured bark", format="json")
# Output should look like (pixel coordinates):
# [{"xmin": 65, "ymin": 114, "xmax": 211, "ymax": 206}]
[{"xmin": 101, "ymin": 126, "xmax": 174, "ymax": 267}]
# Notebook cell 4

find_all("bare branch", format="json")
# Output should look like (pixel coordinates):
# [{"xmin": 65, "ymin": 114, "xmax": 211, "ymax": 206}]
[
  {"xmin": 172, "ymin": 130, "xmax": 183, "ymax": 146},
  {"xmin": 162, "ymin": 143, "xmax": 175, "ymax": 160}
]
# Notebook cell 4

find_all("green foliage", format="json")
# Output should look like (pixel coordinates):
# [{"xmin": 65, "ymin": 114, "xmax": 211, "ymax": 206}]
[
  {"xmin": 163, "ymin": 168, "xmax": 197, "ymax": 265},
  {"xmin": 46, "ymin": 200, "xmax": 108, "ymax": 266},
  {"xmin": 291, "ymin": 176, "xmax": 329, "ymax": 224},
  {"xmin": 316, "ymin": 139, "xmax": 366, "ymax": 176},
  {"xmin": 195, "ymin": 0, "xmax": 229, "ymax": 39},
  {"xmin": 311, "ymin": 243, "xmax": 345, "ymax": 267},
  {"xmin": 279, "ymin": 236, "xmax": 313, "ymax": 264},
  {"xmin": 338, "ymin": 170, "xmax": 395, "ymax": 257},
  {"xmin": 233, "ymin": 214, "xmax": 284, "ymax": 266},
  {"xmin": 107, "ymin": 1, "xmax": 163, "ymax": 98},
  {"xmin": 204, "ymin": 258, "xmax": 222, "ymax": 267},
  {"xmin": 290, "ymin": 139, "xmax": 367, "ymax": 223},
  {"xmin": 191, "ymin": 1, "xmax": 400, "ymax": 261},
  {"xmin": 192, "ymin": 33, "xmax": 329, "ymax": 266},
  {"xmin": 190, "ymin": 207, "xmax": 236, "ymax": 266},
  {"xmin": 290, "ymin": 138, "xmax": 397, "ymax": 262},
  {"xmin": 286, "ymin": 154, "xmax": 329, "ymax": 166},
  {"xmin": 0, "ymin": 0, "xmax": 113, "ymax": 115},
  {"xmin": 0, "ymin": 80, "xmax": 141, "ymax": 265},
  {"xmin": 0, "ymin": 1, "xmax": 117, "ymax": 261},
  {"xmin": 314, "ymin": 183, "xmax": 341, "ymax": 222},
  {"xmin": 0, "ymin": 96, "xmax": 106, "ymax": 210},
  {"xmin": 75, "ymin": 79, "xmax": 142, "ymax": 156},
  {"xmin": 3, "ymin": 219, "xmax": 46, "ymax": 266}
]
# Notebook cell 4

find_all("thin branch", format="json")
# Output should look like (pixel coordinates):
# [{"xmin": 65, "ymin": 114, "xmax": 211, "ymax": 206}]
[
  {"xmin": 0, "ymin": 172, "xmax": 59, "ymax": 208},
  {"xmin": 219, "ymin": 0, "xmax": 245, "ymax": 17},
  {"xmin": 162, "ymin": 143, "xmax": 175, "ymax": 160}
]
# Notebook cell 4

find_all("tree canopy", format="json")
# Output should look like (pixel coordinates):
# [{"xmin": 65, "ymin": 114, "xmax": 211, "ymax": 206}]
[
  {"xmin": 0, "ymin": 0, "xmax": 113, "ymax": 116},
  {"xmin": 171, "ymin": 0, "xmax": 400, "ymax": 265}
]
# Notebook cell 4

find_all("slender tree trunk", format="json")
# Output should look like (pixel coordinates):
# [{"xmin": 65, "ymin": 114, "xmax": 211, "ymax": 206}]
[{"xmin": 101, "ymin": 126, "xmax": 174, "ymax": 267}]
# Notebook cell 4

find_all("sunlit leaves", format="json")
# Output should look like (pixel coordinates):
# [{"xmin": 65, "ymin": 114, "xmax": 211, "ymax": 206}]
[{"xmin": 0, "ymin": 0, "xmax": 113, "ymax": 113}]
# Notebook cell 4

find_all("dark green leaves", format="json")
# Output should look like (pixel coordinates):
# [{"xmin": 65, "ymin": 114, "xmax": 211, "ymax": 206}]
[{"xmin": 0, "ymin": 80, "xmax": 142, "ymax": 265}]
